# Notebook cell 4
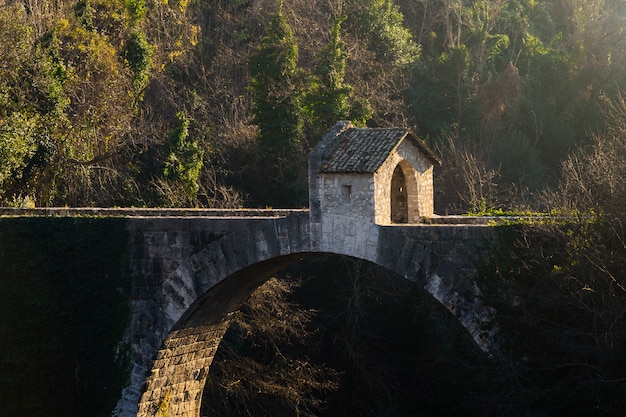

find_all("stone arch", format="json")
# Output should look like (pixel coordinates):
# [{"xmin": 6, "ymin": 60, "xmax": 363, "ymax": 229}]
[
  {"xmin": 137, "ymin": 253, "xmax": 323, "ymax": 417},
  {"xmin": 390, "ymin": 160, "xmax": 420, "ymax": 224},
  {"xmin": 114, "ymin": 215, "xmax": 496, "ymax": 417}
]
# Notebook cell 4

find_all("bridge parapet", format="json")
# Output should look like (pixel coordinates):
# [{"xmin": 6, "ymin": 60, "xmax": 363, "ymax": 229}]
[{"xmin": 0, "ymin": 207, "xmax": 307, "ymax": 218}]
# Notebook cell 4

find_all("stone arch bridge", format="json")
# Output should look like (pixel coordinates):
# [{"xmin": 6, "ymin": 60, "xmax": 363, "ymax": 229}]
[
  {"xmin": 1, "ymin": 207, "xmax": 499, "ymax": 417},
  {"xmin": 92, "ymin": 207, "xmax": 497, "ymax": 417}
]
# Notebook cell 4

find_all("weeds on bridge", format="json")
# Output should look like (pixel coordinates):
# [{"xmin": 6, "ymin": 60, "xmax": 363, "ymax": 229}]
[{"xmin": 156, "ymin": 393, "xmax": 170, "ymax": 417}]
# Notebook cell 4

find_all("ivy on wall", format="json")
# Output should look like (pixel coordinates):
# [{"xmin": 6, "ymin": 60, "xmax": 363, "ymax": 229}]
[{"xmin": 0, "ymin": 217, "xmax": 131, "ymax": 417}]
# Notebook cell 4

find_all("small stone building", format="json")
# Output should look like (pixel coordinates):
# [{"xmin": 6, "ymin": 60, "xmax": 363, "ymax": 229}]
[{"xmin": 309, "ymin": 121, "xmax": 441, "ymax": 225}]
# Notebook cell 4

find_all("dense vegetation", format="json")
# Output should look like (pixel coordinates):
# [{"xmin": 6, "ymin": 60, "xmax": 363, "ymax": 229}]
[
  {"xmin": 2, "ymin": 0, "xmax": 626, "ymax": 210},
  {"xmin": 0, "ymin": 218, "xmax": 131, "ymax": 417}
]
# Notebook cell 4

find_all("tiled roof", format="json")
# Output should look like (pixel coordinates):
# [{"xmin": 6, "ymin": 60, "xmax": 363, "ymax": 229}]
[{"xmin": 320, "ymin": 127, "xmax": 440, "ymax": 173}]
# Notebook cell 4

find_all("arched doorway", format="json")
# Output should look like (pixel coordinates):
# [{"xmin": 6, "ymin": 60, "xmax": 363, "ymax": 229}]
[{"xmin": 391, "ymin": 164, "xmax": 408, "ymax": 223}]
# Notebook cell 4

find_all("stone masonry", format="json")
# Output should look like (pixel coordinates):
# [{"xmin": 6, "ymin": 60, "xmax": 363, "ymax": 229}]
[
  {"xmin": 114, "ymin": 213, "xmax": 314, "ymax": 417},
  {"xmin": 108, "ymin": 210, "xmax": 497, "ymax": 417},
  {"xmin": 373, "ymin": 140, "xmax": 435, "ymax": 224}
]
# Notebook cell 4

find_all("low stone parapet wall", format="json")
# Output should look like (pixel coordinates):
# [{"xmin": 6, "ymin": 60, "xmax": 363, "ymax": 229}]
[{"xmin": 0, "ymin": 207, "xmax": 308, "ymax": 218}]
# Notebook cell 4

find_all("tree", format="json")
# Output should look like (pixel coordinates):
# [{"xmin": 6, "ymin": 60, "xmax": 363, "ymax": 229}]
[
  {"xmin": 556, "ymin": 91, "xmax": 626, "ymax": 217},
  {"xmin": 161, "ymin": 111, "xmax": 205, "ymax": 206},
  {"xmin": 304, "ymin": 16, "xmax": 371, "ymax": 145},
  {"xmin": 472, "ymin": 91, "xmax": 626, "ymax": 416},
  {"xmin": 249, "ymin": 5, "xmax": 305, "ymax": 207},
  {"xmin": 349, "ymin": 0, "xmax": 420, "ymax": 67}
]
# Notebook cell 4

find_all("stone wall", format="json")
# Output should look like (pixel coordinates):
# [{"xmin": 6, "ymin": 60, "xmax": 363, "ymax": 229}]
[
  {"xmin": 321, "ymin": 173, "xmax": 375, "ymax": 219},
  {"xmin": 137, "ymin": 322, "xmax": 230, "ymax": 417},
  {"xmin": 375, "ymin": 224, "xmax": 496, "ymax": 349},
  {"xmin": 116, "ymin": 217, "xmax": 262, "ymax": 416},
  {"xmin": 0, "ymin": 207, "xmax": 304, "ymax": 217},
  {"xmin": 307, "ymin": 121, "xmax": 352, "ymax": 226}
]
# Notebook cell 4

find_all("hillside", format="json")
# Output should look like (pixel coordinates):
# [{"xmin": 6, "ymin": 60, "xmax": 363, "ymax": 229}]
[{"xmin": 2, "ymin": 0, "xmax": 626, "ymax": 210}]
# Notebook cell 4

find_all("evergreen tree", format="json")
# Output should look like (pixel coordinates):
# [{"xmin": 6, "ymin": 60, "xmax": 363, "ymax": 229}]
[
  {"xmin": 305, "ymin": 16, "xmax": 371, "ymax": 143},
  {"xmin": 349, "ymin": 0, "xmax": 420, "ymax": 67},
  {"xmin": 307, "ymin": 17, "xmax": 351, "ymax": 131},
  {"xmin": 162, "ymin": 111, "xmax": 205, "ymax": 205},
  {"xmin": 249, "ymin": 5, "xmax": 304, "ymax": 207}
]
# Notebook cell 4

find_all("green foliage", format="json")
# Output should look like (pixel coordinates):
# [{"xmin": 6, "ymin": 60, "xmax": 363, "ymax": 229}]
[
  {"xmin": 0, "ymin": 7, "xmax": 32, "ymax": 87},
  {"xmin": 125, "ymin": 0, "xmax": 147, "ymax": 22},
  {"xmin": 31, "ymin": 41, "xmax": 70, "ymax": 117},
  {"xmin": 1, "ymin": 0, "xmax": 626, "ymax": 210},
  {"xmin": 0, "ymin": 0, "xmax": 147, "ymax": 206},
  {"xmin": 477, "ymin": 220, "xmax": 626, "ymax": 416},
  {"xmin": 0, "ymin": 113, "xmax": 40, "ymax": 186},
  {"xmin": 406, "ymin": 0, "xmax": 623, "ymax": 206},
  {"xmin": 349, "ymin": 0, "xmax": 420, "ymax": 67},
  {"xmin": 249, "ymin": 9, "xmax": 305, "ymax": 207},
  {"xmin": 123, "ymin": 30, "xmax": 153, "ymax": 92},
  {"xmin": 304, "ymin": 16, "xmax": 371, "ymax": 141},
  {"xmin": 0, "ymin": 218, "xmax": 131, "ymax": 417},
  {"xmin": 156, "ymin": 393, "xmax": 171, "ymax": 417},
  {"xmin": 74, "ymin": 0, "xmax": 96, "ymax": 30},
  {"xmin": 407, "ymin": 44, "xmax": 471, "ymax": 139},
  {"xmin": 490, "ymin": 130, "xmax": 545, "ymax": 189},
  {"xmin": 306, "ymin": 17, "xmax": 352, "ymax": 130},
  {"xmin": 249, "ymin": 11, "xmax": 301, "ymax": 153},
  {"xmin": 163, "ymin": 111, "xmax": 205, "ymax": 201}
]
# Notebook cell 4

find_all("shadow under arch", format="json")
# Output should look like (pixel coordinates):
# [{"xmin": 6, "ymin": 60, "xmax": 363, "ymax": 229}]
[
  {"xmin": 174, "ymin": 253, "xmax": 325, "ymax": 329},
  {"xmin": 138, "ymin": 253, "xmax": 327, "ymax": 417},
  {"xmin": 141, "ymin": 251, "xmax": 482, "ymax": 417},
  {"xmin": 200, "ymin": 253, "xmax": 487, "ymax": 417},
  {"xmin": 137, "ymin": 253, "xmax": 336, "ymax": 417}
]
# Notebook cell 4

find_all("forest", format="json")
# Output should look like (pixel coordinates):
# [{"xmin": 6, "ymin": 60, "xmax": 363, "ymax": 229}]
[
  {"xmin": 2, "ymin": 0, "xmax": 626, "ymax": 416},
  {"xmin": 1, "ymin": 0, "xmax": 625, "ymax": 211}
]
